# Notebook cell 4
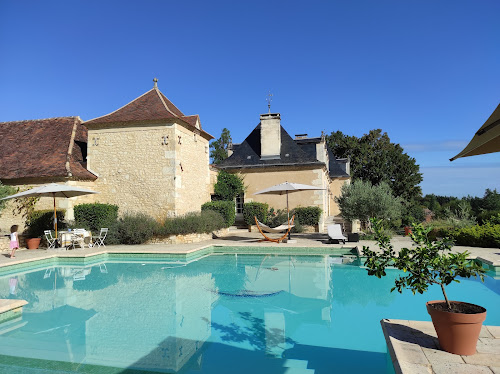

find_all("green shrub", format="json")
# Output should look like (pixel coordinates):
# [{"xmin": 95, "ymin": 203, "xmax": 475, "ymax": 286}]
[
  {"xmin": 201, "ymin": 201, "xmax": 235, "ymax": 227},
  {"xmin": 266, "ymin": 208, "xmax": 303, "ymax": 233},
  {"xmin": 477, "ymin": 210, "xmax": 500, "ymax": 225},
  {"xmin": 294, "ymin": 206, "xmax": 322, "ymax": 226},
  {"xmin": 213, "ymin": 171, "xmax": 244, "ymax": 201},
  {"xmin": 160, "ymin": 210, "xmax": 225, "ymax": 236},
  {"xmin": 450, "ymin": 223, "xmax": 500, "ymax": 248},
  {"xmin": 24, "ymin": 210, "xmax": 66, "ymax": 238},
  {"xmin": 243, "ymin": 202, "xmax": 268, "ymax": 225},
  {"xmin": 487, "ymin": 213, "xmax": 500, "ymax": 225},
  {"xmin": 116, "ymin": 213, "xmax": 158, "ymax": 245},
  {"xmin": 74, "ymin": 203, "xmax": 119, "ymax": 233}
]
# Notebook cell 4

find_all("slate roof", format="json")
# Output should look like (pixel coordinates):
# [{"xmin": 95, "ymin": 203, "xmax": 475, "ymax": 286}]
[
  {"xmin": 218, "ymin": 124, "xmax": 324, "ymax": 169},
  {"xmin": 84, "ymin": 87, "xmax": 213, "ymax": 139},
  {"xmin": 0, "ymin": 117, "xmax": 97, "ymax": 181}
]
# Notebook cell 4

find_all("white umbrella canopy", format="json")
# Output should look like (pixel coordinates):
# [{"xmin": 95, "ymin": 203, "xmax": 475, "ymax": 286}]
[
  {"xmin": 254, "ymin": 182, "xmax": 325, "ymax": 196},
  {"xmin": 254, "ymin": 181, "xmax": 325, "ymax": 219},
  {"xmin": 1, "ymin": 183, "xmax": 99, "ymax": 237},
  {"xmin": 450, "ymin": 103, "xmax": 500, "ymax": 161}
]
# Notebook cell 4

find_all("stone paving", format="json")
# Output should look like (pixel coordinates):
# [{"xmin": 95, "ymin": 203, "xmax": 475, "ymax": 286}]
[
  {"xmin": 0, "ymin": 229, "xmax": 498, "ymax": 272},
  {"xmin": 381, "ymin": 319, "xmax": 500, "ymax": 374}
]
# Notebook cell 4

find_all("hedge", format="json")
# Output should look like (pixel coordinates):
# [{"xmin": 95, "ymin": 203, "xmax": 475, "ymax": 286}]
[
  {"xmin": 74, "ymin": 203, "xmax": 119, "ymax": 233},
  {"xmin": 294, "ymin": 206, "xmax": 322, "ymax": 226},
  {"xmin": 117, "ymin": 213, "xmax": 158, "ymax": 244},
  {"xmin": 450, "ymin": 223, "xmax": 500, "ymax": 248},
  {"xmin": 201, "ymin": 201, "xmax": 235, "ymax": 227},
  {"xmin": 160, "ymin": 210, "xmax": 225, "ymax": 236},
  {"xmin": 243, "ymin": 202, "xmax": 268, "ymax": 225},
  {"xmin": 24, "ymin": 210, "xmax": 66, "ymax": 238}
]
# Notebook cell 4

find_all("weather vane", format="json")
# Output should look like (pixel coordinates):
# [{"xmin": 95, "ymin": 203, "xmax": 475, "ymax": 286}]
[{"xmin": 266, "ymin": 91, "xmax": 273, "ymax": 113}]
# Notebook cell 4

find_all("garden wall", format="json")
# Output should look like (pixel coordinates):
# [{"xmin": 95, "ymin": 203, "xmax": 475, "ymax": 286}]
[{"xmin": 146, "ymin": 228, "xmax": 229, "ymax": 245}]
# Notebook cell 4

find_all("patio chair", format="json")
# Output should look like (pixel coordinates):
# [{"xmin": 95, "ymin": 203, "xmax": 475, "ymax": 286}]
[
  {"xmin": 70, "ymin": 233, "xmax": 85, "ymax": 250},
  {"xmin": 44, "ymin": 230, "xmax": 56, "ymax": 249},
  {"xmin": 95, "ymin": 228, "xmax": 109, "ymax": 248},
  {"xmin": 327, "ymin": 224, "xmax": 347, "ymax": 244},
  {"xmin": 254, "ymin": 215, "xmax": 295, "ymax": 244}
]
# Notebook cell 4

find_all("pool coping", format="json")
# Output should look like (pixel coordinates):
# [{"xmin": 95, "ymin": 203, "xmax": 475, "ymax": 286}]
[{"xmin": 381, "ymin": 319, "xmax": 500, "ymax": 374}]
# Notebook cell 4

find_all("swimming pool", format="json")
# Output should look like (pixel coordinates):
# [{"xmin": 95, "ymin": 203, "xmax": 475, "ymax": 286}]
[{"xmin": 0, "ymin": 252, "xmax": 498, "ymax": 373}]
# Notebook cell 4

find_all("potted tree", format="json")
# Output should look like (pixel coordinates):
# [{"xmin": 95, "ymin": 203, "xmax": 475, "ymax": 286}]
[{"xmin": 363, "ymin": 219, "xmax": 486, "ymax": 356}]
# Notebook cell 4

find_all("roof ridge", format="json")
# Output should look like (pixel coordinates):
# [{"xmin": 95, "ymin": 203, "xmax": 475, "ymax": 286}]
[
  {"xmin": 84, "ymin": 89, "xmax": 156, "ymax": 123},
  {"xmin": 154, "ymin": 88, "xmax": 178, "ymax": 118},
  {"xmin": 0, "ymin": 116, "xmax": 79, "ymax": 125},
  {"xmin": 158, "ymin": 91, "xmax": 185, "ymax": 117}
]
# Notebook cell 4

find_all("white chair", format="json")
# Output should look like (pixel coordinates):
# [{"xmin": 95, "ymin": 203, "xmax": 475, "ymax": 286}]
[
  {"xmin": 95, "ymin": 228, "xmax": 109, "ymax": 248},
  {"xmin": 44, "ymin": 230, "xmax": 56, "ymax": 249},
  {"xmin": 327, "ymin": 224, "xmax": 347, "ymax": 244},
  {"xmin": 70, "ymin": 233, "xmax": 85, "ymax": 250}
]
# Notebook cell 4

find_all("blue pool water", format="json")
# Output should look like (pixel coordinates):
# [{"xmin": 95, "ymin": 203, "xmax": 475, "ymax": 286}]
[{"xmin": 0, "ymin": 253, "xmax": 498, "ymax": 373}]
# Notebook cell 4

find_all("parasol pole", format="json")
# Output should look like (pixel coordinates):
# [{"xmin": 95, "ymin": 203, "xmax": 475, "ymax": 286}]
[
  {"xmin": 53, "ymin": 193, "xmax": 58, "ymax": 237},
  {"xmin": 286, "ymin": 191, "xmax": 292, "ymax": 241}
]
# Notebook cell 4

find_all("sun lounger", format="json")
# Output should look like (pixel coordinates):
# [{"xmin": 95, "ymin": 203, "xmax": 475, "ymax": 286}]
[
  {"xmin": 255, "ymin": 215, "xmax": 295, "ymax": 243},
  {"xmin": 327, "ymin": 224, "xmax": 347, "ymax": 244}
]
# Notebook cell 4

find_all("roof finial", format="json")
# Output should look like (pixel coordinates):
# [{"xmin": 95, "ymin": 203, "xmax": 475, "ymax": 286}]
[
  {"xmin": 153, "ymin": 78, "xmax": 158, "ymax": 89},
  {"xmin": 266, "ymin": 91, "xmax": 273, "ymax": 113}
]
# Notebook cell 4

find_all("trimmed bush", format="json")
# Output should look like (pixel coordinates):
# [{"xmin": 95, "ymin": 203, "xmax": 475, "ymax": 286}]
[
  {"xmin": 160, "ymin": 210, "xmax": 225, "ymax": 236},
  {"xmin": 294, "ymin": 206, "xmax": 322, "ymax": 226},
  {"xmin": 450, "ymin": 223, "xmax": 500, "ymax": 248},
  {"xmin": 243, "ymin": 202, "xmax": 268, "ymax": 225},
  {"xmin": 74, "ymin": 203, "xmax": 119, "ymax": 233},
  {"xmin": 117, "ymin": 213, "xmax": 158, "ymax": 245},
  {"xmin": 202, "ymin": 201, "xmax": 235, "ymax": 227},
  {"xmin": 24, "ymin": 210, "xmax": 66, "ymax": 238}
]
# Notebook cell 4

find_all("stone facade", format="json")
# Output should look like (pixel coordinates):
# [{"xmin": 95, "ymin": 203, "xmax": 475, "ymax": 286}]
[
  {"xmin": 238, "ymin": 165, "xmax": 340, "ymax": 231},
  {"xmin": 86, "ymin": 121, "xmax": 211, "ymax": 219}
]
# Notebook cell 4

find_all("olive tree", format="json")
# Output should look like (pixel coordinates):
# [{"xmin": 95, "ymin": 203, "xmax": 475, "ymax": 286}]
[{"xmin": 335, "ymin": 180, "xmax": 402, "ymax": 228}]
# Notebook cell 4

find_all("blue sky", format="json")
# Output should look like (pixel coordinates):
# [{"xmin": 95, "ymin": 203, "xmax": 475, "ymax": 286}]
[{"xmin": 1, "ymin": 0, "xmax": 499, "ymax": 198}]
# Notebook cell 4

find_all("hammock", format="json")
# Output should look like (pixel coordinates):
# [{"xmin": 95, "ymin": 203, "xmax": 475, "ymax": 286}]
[{"xmin": 254, "ymin": 215, "xmax": 295, "ymax": 243}]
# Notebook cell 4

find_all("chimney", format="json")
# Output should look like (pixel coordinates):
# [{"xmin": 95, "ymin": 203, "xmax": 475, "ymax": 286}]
[{"xmin": 260, "ymin": 113, "xmax": 281, "ymax": 160}]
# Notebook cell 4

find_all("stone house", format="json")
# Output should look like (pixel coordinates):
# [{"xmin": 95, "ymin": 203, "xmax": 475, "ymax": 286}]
[
  {"xmin": 217, "ymin": 112, "xmax": 350, "ymax": 231},
  {"xmin": 0, "ymin": 116, "xmax": 97, "ymax": 232},
  {"xmin": 0, "ymin": 81, "xmax": 214, "ymax": 234},
  {"xmin": 84, "ymin": 81, "xmax": 214, "ymax": 219}
]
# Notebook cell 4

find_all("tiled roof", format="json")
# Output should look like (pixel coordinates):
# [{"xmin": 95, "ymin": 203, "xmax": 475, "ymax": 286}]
[
  {"xmin": 218, "ymin": 123, "xmax": 324, "ymax": 169},
  {"xmin": 0, "ymin": 117, "xmax": 96, "ymax": 181},
  {"xmin": 84, "ymin": 88, "xmax": 214, "ymax": 139}
]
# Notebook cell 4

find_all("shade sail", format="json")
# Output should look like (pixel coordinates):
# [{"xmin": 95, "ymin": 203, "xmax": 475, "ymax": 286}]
[{"xmin": 450, "ymin": 103, "xmax": 500, "ymax": 161}]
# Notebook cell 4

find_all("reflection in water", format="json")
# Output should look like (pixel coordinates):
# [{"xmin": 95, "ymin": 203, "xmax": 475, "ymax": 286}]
[{"xmin": 0, "ymin": 254, "xmax": 497, "ymax": 373}]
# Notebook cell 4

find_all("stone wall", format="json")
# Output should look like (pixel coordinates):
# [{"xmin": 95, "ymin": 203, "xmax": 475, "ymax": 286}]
[
  {"xmin": 328, "ymin": 177, "xmax": 350, "ymax": 217},
  {"xmin": 146, "ymin": 228, "xmax": 229, "ymax": 245},
  {"xmin": 87, "ymin": 121, "xmax": 212, "ymax": 220},
  {"xmin": 236, "ymin": 166, "xmax": 331, "ymax": 231},
  {"xmin": 173, "ymin": 124, "xmax": 212, "ymax": 216}
]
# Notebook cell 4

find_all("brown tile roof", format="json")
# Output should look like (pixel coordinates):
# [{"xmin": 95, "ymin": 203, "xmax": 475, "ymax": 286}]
[
  {"xmin": 0, "ymin": 117, "xmax": 97, "ymax": 181},
  {"xmin": 84, "ymin": 88, "xmax": 214, "ymax": 139}
]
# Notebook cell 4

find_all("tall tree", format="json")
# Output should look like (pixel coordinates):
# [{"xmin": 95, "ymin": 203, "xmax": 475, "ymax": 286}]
[
  {"xmin": 210, "ymin": 128, "xmax": 232, "ymax": 164},
  {"xmin": 327, "ymin": 129, "xmax": 423, "ymax": 201}
]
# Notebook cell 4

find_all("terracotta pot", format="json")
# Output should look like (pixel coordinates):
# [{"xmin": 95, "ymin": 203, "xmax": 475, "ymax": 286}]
[
  {"xmin": 426, "ymin": 300, "xmax": 486, "ymax": 356},
  {"xmin": 26, "ymin": 238, "xmax": 41, "ymax": 250},
  {"xmin": 404, "ymin": 226, "xmax": 412, "ymax": 236}
]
